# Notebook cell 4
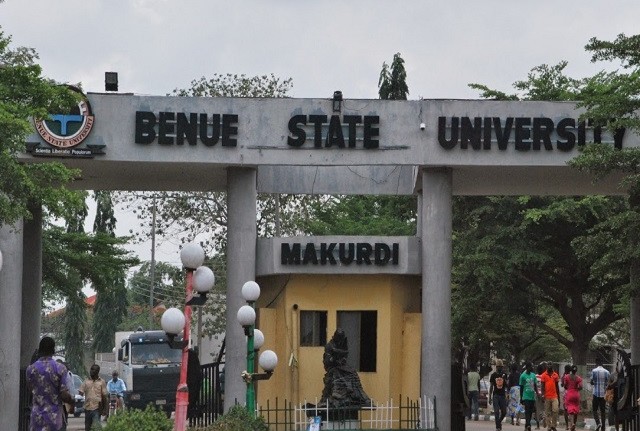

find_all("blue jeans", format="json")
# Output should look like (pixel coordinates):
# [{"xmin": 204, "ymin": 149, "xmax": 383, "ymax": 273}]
[
  {"xmin": 84, "ymin": 408, "xmax": 102, "ymax": 430},
  {"xmin": 493, "ymin": 394, "xmax": 507, "ymax": 429},
  {"xmin": 467, "ymin": 390, "xmax": 479, "ymax": 419}
]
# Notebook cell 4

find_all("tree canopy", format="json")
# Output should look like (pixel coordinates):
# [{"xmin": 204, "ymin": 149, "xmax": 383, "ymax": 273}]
[
  {"xmin": 0, "ymin": 28, "xmax": 83, "ymax": 225},
  {"xmin": 461, "ymin": 58, "xmax": 633, "ymax": 363}
]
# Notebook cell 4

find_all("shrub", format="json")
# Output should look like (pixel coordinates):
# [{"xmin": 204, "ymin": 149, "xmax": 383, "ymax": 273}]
[
  {"xmin": 188, "ymin": 405, "xmax": 268, "ymax": 431},
  {"xmin": 102, "ymin": 404, "xmax": 173, "ymax": 431}
]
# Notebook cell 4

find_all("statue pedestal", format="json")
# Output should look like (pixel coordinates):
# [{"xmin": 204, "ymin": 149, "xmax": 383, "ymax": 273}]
[{"xmin": 323, "ymin": 420, "xmax": 360, "ymax": 430}]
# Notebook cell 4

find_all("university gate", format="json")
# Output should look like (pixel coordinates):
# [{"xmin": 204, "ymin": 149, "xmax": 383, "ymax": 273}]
[{"xmin": 2, "ymin": 92, "xmax": 640, "ymax": 431}]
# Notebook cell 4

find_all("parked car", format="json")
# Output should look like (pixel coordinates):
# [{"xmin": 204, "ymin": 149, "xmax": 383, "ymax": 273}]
[
  {"xmin": 70, "ymin": 373, "xmax": 85, "ymax": 417},
  {"xmin": 478, "ymin": 378, "xmax": 490, "ymax": 409}
]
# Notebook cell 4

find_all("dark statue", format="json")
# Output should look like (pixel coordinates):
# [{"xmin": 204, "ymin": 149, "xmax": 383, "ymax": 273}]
[{"xmin": 317, "ymin": 328, "xmax": 372, "ymax": 414}]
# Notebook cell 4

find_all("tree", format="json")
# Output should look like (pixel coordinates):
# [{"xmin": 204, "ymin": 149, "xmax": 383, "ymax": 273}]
[
  {"xmin": 461, "ymin": 61, "xmax": 630, "ymax": 363},
  {"xmin": 469, "ymin": 61, "xmax": 582, "ymax": 101},
  {"xmin": 64, "ymin": 288, "xmax": 87, "ymax": 375},
  {"xmin": 91, "ymin": 191, "xmax": 129, "ymax": 354},
  {"xmin": 128, "ymin": 261, "xmax": 183, "ymax": 308},
  {"xmin": 171, "ymin": 73, "xmax": 292, "ymax": 98},
  {"xmin": 0, "ymin": 28, "xmax": 84, "ymax": 225},
  {"xmin": 300, "ymin": 194, "xmax": 416, "ymax": 236},
  {"xmin": 41, "ymin": 193, "xmax": 138, "ymax": 364},
  {"xmin": 378, "ymin": 53, "xmax": 409, "ymax": 100},
  {"xmin": 568, "ymin": 32, "xmax": 640, "ymax": 362},
  {"xmin": 0, "ymin": 30, "xmax": 139, "ymax": 364},
  {"xmin": 453, "ymin": 195, "xmax": 627, "ymax": 363},
  {"xmin": 61, "ymin": 201, "xmax": 89, "ymax": 374}
]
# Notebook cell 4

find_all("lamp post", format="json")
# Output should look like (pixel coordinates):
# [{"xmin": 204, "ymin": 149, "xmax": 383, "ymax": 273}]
[
  {"xmin": 160, "ymin": 243, "xmax": 214, "ymax": 431},
  {"xmin": 236, "ymin": 281, "xmax": 278, "ymax": 415}
]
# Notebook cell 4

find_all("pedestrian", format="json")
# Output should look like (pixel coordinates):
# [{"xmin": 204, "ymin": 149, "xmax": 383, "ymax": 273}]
[
  {"xmin": 590, "ymin": 357, "xmax": 610, "ymax": 431},
  {"xmin": 467, "ymin": 363, "xmax": 481, "ymax": 421},
  {"xmin": 561, "ymin": 364, "xmax": 571, "ymax": 430},
  {"xmin": 561, "ymin": 365, "xmax": 582, "ymax": 431},
  {"xmin": 507, "ymin": 363, "xmax": 523, "ymax": 425},
  {"xmin": 79, "ymin": 364, "xmax": 108, "ymax": 430},
  {"xmin": 534, "ymin": 363, "xmax": 546, "ymax": 429},
  {"xmin": 25, "ymin": 337, "xmax": 74, "ymax": 431},
  {"xmin": 519, "ymin": 361, "xmax": 539, "ymax": 431},
  {"xmin": 490, "ymin": 359, "xmax": 508, "ymax": 430},
  {"xmin": 539, "ymin": 362, "xmax": 560, "ymax": 431},
  {"xmin": 606, "ymin": 364, "xmax": 622, "ymax": 431}
]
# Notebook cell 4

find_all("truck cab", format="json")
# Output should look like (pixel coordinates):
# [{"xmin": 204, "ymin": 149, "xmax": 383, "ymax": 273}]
[{"xmin": 117, "ymin": 330, "xmax": 183, "ymax": 414}]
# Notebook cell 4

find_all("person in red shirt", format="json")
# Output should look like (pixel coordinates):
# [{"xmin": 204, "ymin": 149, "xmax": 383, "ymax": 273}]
[{"xmin": 539, "ymin": 363, "xmax": 560, "ymax": 431}]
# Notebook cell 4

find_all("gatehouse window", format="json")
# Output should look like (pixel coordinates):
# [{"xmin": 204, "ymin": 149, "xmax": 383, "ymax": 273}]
[
  {"xmin": 337, "ymin": 310, "xmax": 377, "ymax": 372},
  {"xmin": 300, "ymin": 310, "xmax": 327, "ymax": 347}
]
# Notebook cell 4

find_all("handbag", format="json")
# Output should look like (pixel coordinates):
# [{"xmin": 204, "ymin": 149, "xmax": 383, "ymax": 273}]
[{"xmin": 604, "ymin": 388, "xmax": 615, "ymax": 405}]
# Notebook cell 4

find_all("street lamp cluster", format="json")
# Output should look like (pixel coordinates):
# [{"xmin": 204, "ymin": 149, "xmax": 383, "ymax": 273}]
[
  {"xmin": 160, "ymin": 243, "xmax": 214, "ymax": 431},
  {"xmin": 159, "ymin": 243, "xmax": 278, "ymax": 425},
  {"xmin": 237, "ymin": 281, "xmax": 278, "ymax": 415}
]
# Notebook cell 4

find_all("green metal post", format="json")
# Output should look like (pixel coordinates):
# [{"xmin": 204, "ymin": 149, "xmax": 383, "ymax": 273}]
[{"xmin": 246, "ymin": 302, "xmax": 256, "ymax": 415}]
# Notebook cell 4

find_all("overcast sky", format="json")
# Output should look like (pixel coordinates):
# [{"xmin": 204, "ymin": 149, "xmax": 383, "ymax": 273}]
[
  {"xmin": 4, "ymin": 0, "xmax": 639, "ymax": 100},
  {"xmin": 3, "ymin": 0, "xmax": 640, "ymax": 267}
]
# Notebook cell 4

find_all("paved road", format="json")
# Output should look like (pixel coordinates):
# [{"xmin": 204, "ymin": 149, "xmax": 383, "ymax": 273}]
[
  {"xmin": 67, "ymin": 416, "xmax": 87, "ymax": 430},
  {"xmin": 465, "ymin": 417, "xmax": 603, "ymax": 431}
]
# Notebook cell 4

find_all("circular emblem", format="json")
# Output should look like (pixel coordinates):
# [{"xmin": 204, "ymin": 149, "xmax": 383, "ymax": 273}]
[{"xmin": 34, "ymin": 86, "xmax": 95, "ymax": 148}]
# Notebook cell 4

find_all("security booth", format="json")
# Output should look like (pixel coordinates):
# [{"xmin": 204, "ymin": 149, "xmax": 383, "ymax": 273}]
[{"xmin": 254, "ymin": 236, "xmax": 422, "ymax": 407}]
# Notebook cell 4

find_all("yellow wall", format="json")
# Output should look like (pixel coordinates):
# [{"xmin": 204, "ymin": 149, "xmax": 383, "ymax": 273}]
[{"xmin": 255, "ymin": 274, "xmax": 421, "ymax": 407}]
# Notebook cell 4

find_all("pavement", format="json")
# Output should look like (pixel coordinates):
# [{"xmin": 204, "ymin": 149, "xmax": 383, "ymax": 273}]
[
  {"xmin": 465, "ymin": 414, "xmax": 617, "ymax": 431},
  {"xmin": 66, "ymin": 416, "xmax": 86, "ymax": 430}
]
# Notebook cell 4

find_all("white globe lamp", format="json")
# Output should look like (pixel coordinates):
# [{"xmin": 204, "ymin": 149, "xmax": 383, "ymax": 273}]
[
  {"xmin": 180, "ymin": 243, "xmax": 205, "ymax": 269},
  {"xmin": 193, "ymin": 266, "xmax": 215, "ymax": 293},
  {"xmin": 241, "ymin": 281, "xmax": 260, "ymax": 302},
  {"xmin": 237, "ymin": 305, "xmax": 256, "ymax": 327},
  {"xmin": 161, "ymin": 307, "xmax": 186, "ymax": 335},
  {"xmin": 253, "ymin": 329, "xmax": 265, "ymax": 350},
  {"xmin": 259, "ymin": 350, "xmax": 278, "ymax": 372}
]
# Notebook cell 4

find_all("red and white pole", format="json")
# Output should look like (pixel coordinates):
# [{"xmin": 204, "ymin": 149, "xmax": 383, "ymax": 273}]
[{"xmin": 174, "ymin": 269, "xmax": 193, "ymax": 431}]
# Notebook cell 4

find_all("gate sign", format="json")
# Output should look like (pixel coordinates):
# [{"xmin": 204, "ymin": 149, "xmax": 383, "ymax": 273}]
[{"xmin": 22, "ymin": 95, "xmax": 640, "ymax": 195}]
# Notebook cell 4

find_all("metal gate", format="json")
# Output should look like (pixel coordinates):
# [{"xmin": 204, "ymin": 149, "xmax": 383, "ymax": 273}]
[
  {"xmin": 615, "ymin": 349, "xmax": 640, "ymax": 431},
  {"xmin": 18, "ymin": 368, "xmax": 30, "ymax": 431},
  {"xmin": 188, "ymin": 360, "xmax": 225, "ymax": 427}
]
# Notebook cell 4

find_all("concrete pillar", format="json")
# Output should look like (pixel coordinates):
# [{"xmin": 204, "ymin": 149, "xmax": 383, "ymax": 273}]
[
  {"xmin": 21, "ymin": 205, "xmax": 43, "ymax": 367},
  {"xmin": 224, "ymin": 167, "xmax": 257, "ymax": 411},
  {"xmin": 0, "ymin": 221, "xmax": 24, "ymax": 431},
  {"xmin": 420, "ymin": 168, "xmax": 452, "ymax": 431}
]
